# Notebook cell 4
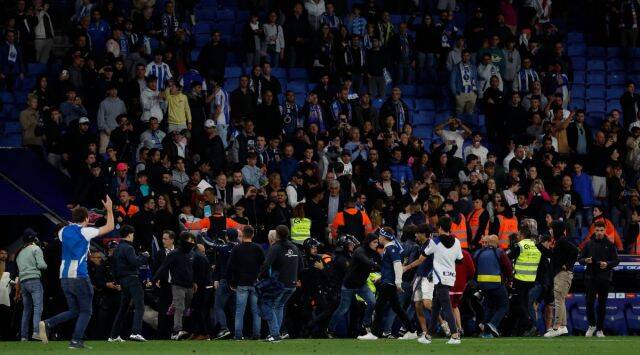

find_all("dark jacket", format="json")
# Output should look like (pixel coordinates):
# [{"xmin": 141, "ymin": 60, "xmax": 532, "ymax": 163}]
[
  {"xmin": 552, "ymin": 238, "xmax": 579, "ymax": 275},
  {"xmin": 113, "ymin": 239, "xmax": 147, "ymax": 279},
  {"xmin": 343, "ymin": 242, "xmax": 379, "ymax": 289},
  {"xmin": 578, "ymin": 236, "xmax": 620, "ymax": 281},
  {"xmin": 566, "ymin": 122, "xmax": 593, "ymax": 154},
  {"xmin": 152, "ymin": 245, "xmax": 196, "ymax": 288},
  {"xmin": 260, "ymin": 239, "xmax": 304, "ymax": 288},
  {"xmin": 227, "ymin": 241, "xmax": 265, "ymax": 287},
  {"xmin": 197, "ymin": 41, "xmax": 226, "ymax": 79}
]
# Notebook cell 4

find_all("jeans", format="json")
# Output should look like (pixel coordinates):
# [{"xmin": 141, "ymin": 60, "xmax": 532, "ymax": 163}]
[
  {"xmin": 416, "ymin": 52, "xmax": 437, "ymax": 82},
  {"xmin": 172, "ymin": 285, "xmax": 194, "ymax": 332},
  {"xmin": 513, "ymin": 280, "xmax": 535, "ymax": 334},
  {"xmin": 383, "ymin": 281, "xmax": 412, "ymax": 333},
  {"xmin": 213, "ymin": 279, "xmax": 233, "ymax": 331},
  {"xmin": 430, "ymin": 284, "xmax": 457, "ymax": 335},
  {"xmin": 20, "ymin": 278, "xmax": 44, "ymax": 340},
  {"xmin": 260, "ymin": 287, "xmax": 295, "ymax": 338},
  {"xmin": 45, "ymin": 277, "xmax": 94, "ymax": 342},
  {"xmin": 481, "ymin": 285, "xmax": 508, "ymax": 332},
  {"xmin": 234, "ymin": 286, "xmax": 261, "ymax": 339},
  {"xmin": 110, "ymin": 276, "xmax": 145, "ymax": 337},
  {"xmin": 328, "ymin": 285, "xmax": 376, "ymax": 332},
  {"xmin": 265, "ymin": 50, "xmax": 280, "ymax": 68},
  {"xmin": 586, "ymin": 279, "xmax": 610, "ymax": 331}
]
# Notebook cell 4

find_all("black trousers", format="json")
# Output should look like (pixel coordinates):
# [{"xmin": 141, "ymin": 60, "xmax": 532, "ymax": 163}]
[
  {"xmin": 110, "ymin": 276, "xmax": 145, "ymax": 338},
  {"xmin": 586, "ymin": 279, "xmax": 610, "ymax": 331},
  {"xmin": 512, "ymin": 279, "xmax": 535, "ymax": 334},
  {"xmin": 431, "ymin": 284, "xmax": 457, "ymax": 335},
  {"xmin": 373, "ymin": 283, "xmax": 414, "ymax": 335}
]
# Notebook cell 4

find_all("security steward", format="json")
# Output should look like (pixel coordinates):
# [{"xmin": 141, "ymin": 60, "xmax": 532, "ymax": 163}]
[
  {"xmin": 291, "ymin": 204, "xmax": 312, "ymax": 244},
  {"xmin": 510, "ymin": 221, "xmax": 542, "ymax": 336},
  {"xmin": 467, "ymin": 197, "xmax": 490, "ymax": 249},
  {"xmin": 331, "ymin": 198, "xmax": 373, "ymax": 241},
  {"xmin": 443, "ymin": 199, "xmax": 471, "ymax": 249},
  {"xmin": 486, "ymin": 200, "xmax": 518, "ymax": 250}
]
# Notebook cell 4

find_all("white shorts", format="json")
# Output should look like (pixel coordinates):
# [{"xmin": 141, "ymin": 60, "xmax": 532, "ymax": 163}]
[
  {"xmin": 412, "ymin": 277, "xmax": 434, "ymax": 302},
  {"xmin": 592, "ymin": 176, "xmax": 607, "ymax": 198}
]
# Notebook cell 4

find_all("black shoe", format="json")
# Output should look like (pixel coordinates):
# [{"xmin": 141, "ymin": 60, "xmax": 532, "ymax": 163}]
[
  {"xmin": 215, "ymin": 329, "xmax": 231, "ymax": 340},
  {"xmin": 265, "ymin": 335, "xmax": 282, "ymax": 343},
  {"xmin": 380, "ymin": 331, "xmax": 396, "ymax": 339},
  {"xmin": 523, "ymin": 326, "xmax": 539, "ymax": 337},
  {"xmin": 68, "ymin": 340, "xmax": 91, "ymax": 349}
]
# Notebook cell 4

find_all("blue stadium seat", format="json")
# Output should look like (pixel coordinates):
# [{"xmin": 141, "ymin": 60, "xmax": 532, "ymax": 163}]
[
  {"xmin": 390, "ymin": 15, "xmax": 403, "ymax": 25},
  {"xmin": 607, "ymin": 59, "xmax": 624, "ymax": 71},
  {"xmin": 1, "ymin": 103, "xmax": 14, "ymax": 119},
  {"xmin": 608, "ymin": 47, "xmax": 624, "ymax": 58},
  {"xmin": 587, "ymin": 60, "xmax": 605, "ymax": 71},
  {"xmin": 223, "ymin": 76, "xmax": 239, "ymax": 92},
  {"xmin": 288, "ymin": 68, "xmax": 308, "ymax": 79},
  {"xmin": 572, "ymin": 84, "xmax": 585, "ymax": 98},
  {"xmin": 568, "ymin": 44, "xmax": 586, "ymax": 57},
  {"xmin": 224, "ymin": 66, "xmax": 243, "ymax": 78},
  {"xmin": 13, "ymin": 91, "xmax": 29, "ymax": 106},
  {"xmin": 10, "ymin": 107, "xmax": 21, "ymax": 121},
  {"xmin": 272, "ymin": 68, "xmax": 286, "ymax": 79},
  {"xmin": 27, "ymin": 63, "xmax": 47, "ymax": 75},
  {"xmin": 586, "ymin": 85, "xmax": 605, "ymax": 99},
  {"xmin": 3, "ymin": 121, "xmax": 21, "ymax": 134},
  {"xmin": 194, "ymin": 22, "xmax": 211, "ymax": 34},
  {"xmin": 216, "ymin": 8, "xmax": 236, "ymax": 21},
  {"xmin": 237, "ymin": 11, "xmax": 249, "ymax": 23},
  {"xmin": 415, "ymin": 99, "xmax": 435, "ymax": 111},
  {"xmin": 587, "ymin": 73, "xmax": 605, "ymax": 85},
  {"xmin": 0, "ymin": 132, "xmax": 22, "ymax": 147},
  {"xmin": 434, "ymin": 112, "xmax": 450, "ymax": 124},
  {"xmin": 195, "ymin": 34, "xmax": 210, "ymax": 47},
  {"xmin": 286, "ymin": 80, "xmax": 307, "ymax": 94},
  {"xmin": 607, "ymin": 99, "xmax": 621, "ymax": 112},
  {"xmin": 570, "ymin": 298, "xmax": 589, "ymax": 334},
  {"xmin": 587, "ymin": 47, "xmax": 606, "ymax": 58},
  {"xmin": 217, "ymin": 21, "xmax": 235, "ymax": 36},
  {"xmin": 585, "ymin": 114, "xmax": 602, "ymax": 128},
  {"xmin": 606, "ymin": 87, "xmax": 624, "ymax": 99},
  {"xmin": 608, "ymin": 72, "xmax": 626, "ymax": 86},
  {"xmin": 403, "ymin": 98, "xmax": 415, "ymax": 109},
  {"xmin": 414, "ymin": 111, "xmax": 435, "ymax": 125},
  {"xmin": 0, "ymin": 91, "xmax": 14, "ymax": 104},
  {"xmin": 18, "ymin": 76, "xmax": 36, "ymax": 92},
  {"xmin": 195, "ymin": 8, "xmax": 216, "ymax": 22},
  {"xmin": 567, "ymin": 32, "xmax": 584, "ymax": 43},
  {"xmin": 586, "ymin": 99, "xmax": 606, "ymax": 114},
  {"xmin": 416, "ymin": 85, "xmax": 436, "ymax": 97},
  {"xmin": 398, "ymin": 85, "xmax": 415, "ymax": 97},
  {"xmin": 572, "ymin": 57, "xmax": 586, "ymax": 70},
  {"xmin": 413, "ymin": 126, "xmax": 432, "ymax": 139},
  {"xmin": 573, "ymin": 71, "xmax": 585, "ymax": 85},
  {"xmin": 571, "ymin": 99, "xmax": 585, "ymax": 110},
  {"xmin": 633, "ymin": 48, "xmax": 640, "ymax": 58}
]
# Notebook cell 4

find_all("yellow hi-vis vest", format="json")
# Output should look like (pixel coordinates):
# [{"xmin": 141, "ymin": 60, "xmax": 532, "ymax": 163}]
[
  {"xmin": 290, "ymin": 218, "xmax": 311, "ymax": 242},
  {"xmin": 356, "ymin": 272, "xmax": 380, "ymax": 303},
  {"xmin": 514, "ymin": 239, "xmax": 541, "ymax": 282}
]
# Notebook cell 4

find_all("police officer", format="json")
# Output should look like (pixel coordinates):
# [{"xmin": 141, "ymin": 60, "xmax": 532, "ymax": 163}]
[
  {"xmin": 299, "ymin": 238, "xmax": 330, "ymax": 336},
  {"xmin": 109, "ymin": 225, "xmax": 150, "ymax": 342}
]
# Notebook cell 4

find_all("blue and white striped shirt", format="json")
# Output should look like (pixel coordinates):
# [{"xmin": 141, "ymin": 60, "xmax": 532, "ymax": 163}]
[
  {"xmin": 58, "ymin": 224, "xmax": 99, "ymax": 279},
  {"xmin": 145, "ymin": 61, "xmax": 173, "ymax": 91}
]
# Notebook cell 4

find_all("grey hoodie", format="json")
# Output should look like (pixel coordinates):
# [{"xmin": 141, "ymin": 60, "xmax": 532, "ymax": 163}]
[{"xmin": 97, "ymin": 96, "xmax": 127, "ymax": 131}]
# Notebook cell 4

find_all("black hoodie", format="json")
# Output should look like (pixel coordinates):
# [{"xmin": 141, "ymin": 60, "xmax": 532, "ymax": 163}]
[{"xmin": 343, "ymin": 234, "xmax": 380, "ymax": 289}]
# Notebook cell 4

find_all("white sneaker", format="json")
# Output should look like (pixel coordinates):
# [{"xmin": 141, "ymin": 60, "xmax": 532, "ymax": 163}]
[
  {"xmin": 417, "ymin": 335, "xmax": 431, "ymax": 344},
  {"xmin": 555, "ymin": 326, "xmax": 568, "ymax": 336},
  {"xmin": 585, "ymin": 326, "xmax": 597, "ymax": 337},
  {"xmin": 543, "ymin": 329, "xmax": 558, "ymax": 338},
  {"xmin": 398, "ymin": 331, "xmax": 418, "ymax": 340},
  {"xmin": 357, "ymin": 332, "xmax": 378, "ymax": 340},
  {"xmin": 108, "ymin": 336, "xmax": 125, "ymax": 342},
  {"xmin": 38, "ymin": 321, "xmax": 48, "ymax": 344},
  {"xmin": 440, "ymin": 322, "xmax": 451, "ymax": 337},
  {"xmin": 447, "ymin": 337, "xmax": 461, "ymax": 345},
  {"xmin": 129, "ymin": 334, "xmax": 147, "ymax": 342},
  {"xmin": 596, "ymin": 331, "xmax": 605, "ymax": 338}
]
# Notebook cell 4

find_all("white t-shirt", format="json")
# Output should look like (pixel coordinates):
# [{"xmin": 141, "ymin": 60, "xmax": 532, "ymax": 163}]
[
  {"xmin": 463, "ymin": 144, "xmax": 489, "ymax": 165},
  {"xmin": 423, "ymin": 236, "xmax": 463, "ymax": 286},
  {"xmin": 440, "ymin": 129, "xmax": 465, "ymax": 159}
]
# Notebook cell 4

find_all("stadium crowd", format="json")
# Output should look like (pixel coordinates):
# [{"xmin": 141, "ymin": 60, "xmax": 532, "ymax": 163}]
[{"xmin": 0, "ymin": 0, "xmax": 638, "ymax": 349}]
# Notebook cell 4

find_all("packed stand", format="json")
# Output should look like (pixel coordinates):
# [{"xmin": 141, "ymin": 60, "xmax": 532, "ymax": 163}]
[{"xmin": 0, "ymin": 0, "xmax": 637, "ymax": 347}]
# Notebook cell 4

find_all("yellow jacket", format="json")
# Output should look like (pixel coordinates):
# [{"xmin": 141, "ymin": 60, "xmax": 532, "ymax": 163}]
[{"xmin": 165, "ymin": 90, "xmax": 191, "ymax": 126}]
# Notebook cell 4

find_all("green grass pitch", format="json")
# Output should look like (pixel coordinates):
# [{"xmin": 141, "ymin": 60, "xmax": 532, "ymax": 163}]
[{"xmin": 1, "ymin": 338, "xmax": 640, "ymax": 354}]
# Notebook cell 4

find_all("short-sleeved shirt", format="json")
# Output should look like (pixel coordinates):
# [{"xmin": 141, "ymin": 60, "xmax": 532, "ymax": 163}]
[
  {"xmin": 59, "ymin": 224, "xmax": 100, "ymax": 279},
  {"xmin": 440, "ymin": 129, "xmax": 465, "ymax": 159},
  {"xmin": 380, "ymin": 243, "xmax": 401, "ymax": 285}
]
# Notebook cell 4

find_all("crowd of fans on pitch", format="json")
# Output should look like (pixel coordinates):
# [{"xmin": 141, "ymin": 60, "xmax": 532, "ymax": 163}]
[{"xmin": 1, "ymin": 0, "xmax": 640, "ymax": 345}]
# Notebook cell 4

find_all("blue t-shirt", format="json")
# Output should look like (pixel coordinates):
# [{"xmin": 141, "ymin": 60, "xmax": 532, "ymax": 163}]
[
  {"xmin": 416, "ymin": 251, "xmax": 434, "ymax": 278},
  {"xmin": 380, "ymin": 244, "xmax": 401, "ymax": 285}
]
